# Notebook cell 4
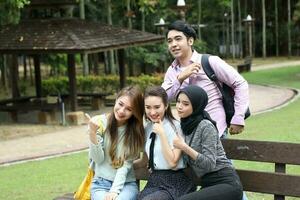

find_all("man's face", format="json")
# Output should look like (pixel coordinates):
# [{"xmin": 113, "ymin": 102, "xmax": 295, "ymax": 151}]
[{"xmin": 167, "ymin": 30, "xmax": 194, "ymax": 59}]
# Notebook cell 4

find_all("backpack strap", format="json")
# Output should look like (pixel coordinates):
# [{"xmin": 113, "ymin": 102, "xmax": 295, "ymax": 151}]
[
  {"xmin": 201, "ymin": 54, "xmax": 227, "ymax": 99},
  {"xmin": 201, "ymin": 54, "xmax": 217, "ymax": 82}
]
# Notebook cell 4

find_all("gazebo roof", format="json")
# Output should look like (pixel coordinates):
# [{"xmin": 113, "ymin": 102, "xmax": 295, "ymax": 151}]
[{"xmin": 0, "ymin": 19, "xmax": 165, "ymax": 54}]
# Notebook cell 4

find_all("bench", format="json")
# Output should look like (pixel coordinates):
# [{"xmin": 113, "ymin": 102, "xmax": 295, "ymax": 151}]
[
  {"xmin": 0, "ymin": 97, "xmax": 60, "ymax": 123},
  {"xmin": 51, "ymin": 92, "xmax": 111, "ymax": 110},
  {"xmin": 54, "ymin": 139, "xmax": 300, "ymax": 200},
  {"xmin": 237, "ymin": 56, "xmax": 252, "ymax": 73}
]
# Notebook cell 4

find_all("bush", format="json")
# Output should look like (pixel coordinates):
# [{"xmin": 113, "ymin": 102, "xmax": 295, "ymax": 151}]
[{"xmin": 41, "ymin": 74, "xmax": 164, "ymax": 96}]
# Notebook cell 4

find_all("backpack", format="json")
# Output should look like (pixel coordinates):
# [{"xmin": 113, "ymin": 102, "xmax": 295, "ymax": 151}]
[{"xmin": 201, "ymin": 54, "xmax": 251, "ymax": 127}]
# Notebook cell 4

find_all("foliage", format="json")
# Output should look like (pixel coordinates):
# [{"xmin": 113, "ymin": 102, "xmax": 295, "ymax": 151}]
[
  {"xmin": 293, "ymin": 1, "xmax": 300, "ymax": 25},
  {"xmin": 41, "ymin": 74, "xmax": 164, "ymax": 95},
  {"xmin": 127, "ymin": 43, "xmax": 169, "ymax": 73},
  {"xmin": 0, "ymin": 0, "xmax": 30, "ymax": 25},
  {"xmin": 41, "ymin": 54, "xmax": 68, "ymax": 76}
]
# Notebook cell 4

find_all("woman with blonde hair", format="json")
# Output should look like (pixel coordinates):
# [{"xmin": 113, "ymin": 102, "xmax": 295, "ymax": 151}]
[{"xmin": 86, "ymin": 86, "xmax": 145, "ymax": 200}]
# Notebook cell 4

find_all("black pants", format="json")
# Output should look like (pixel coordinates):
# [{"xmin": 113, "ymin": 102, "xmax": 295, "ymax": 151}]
[{"xmin": 179, "ymin": 167, "xmax": 243, "ymax": 200}]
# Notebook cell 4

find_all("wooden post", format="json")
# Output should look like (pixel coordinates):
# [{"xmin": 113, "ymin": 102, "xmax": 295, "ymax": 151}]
[
  {"xmin": 274, "ymin": 163, "xmax": 286, "ymax": 200},
  {"xmin": 33, "ymin": 55, "xmax": 42, "ymax": 98},
  {"xmin": 118, "ymin": 49, "xmax": 125, "ymax": 89},
  {"xmin": 67, "ymin": 54, "xmax": 77, "ymax": 111},
  {"xmin": 11, "ymin": 54, "xmax": 20, "ymax": 98}
]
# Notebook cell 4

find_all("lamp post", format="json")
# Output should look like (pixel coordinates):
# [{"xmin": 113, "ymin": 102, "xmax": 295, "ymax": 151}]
[
  {"xmin": 243, "ymin": 14, "xmax": 255, "ymax": 57},
  {"xmin": 176, "ymin": 0, "xmax": 187, "ymax": 21},
  {"xmin": 154, "ymin": 18, "xmax": 169, "ymax": 34}
]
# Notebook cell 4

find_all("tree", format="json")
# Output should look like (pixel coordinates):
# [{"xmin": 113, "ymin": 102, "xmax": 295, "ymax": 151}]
[
  {"xmin": 287, "ymin": 0, "xmax": 292, "ymax": 57},
  {"xmin": 262, "ymin": 0, "xmax": 266, "ymax": 58},
  {"xmin": 275, "ymin": 0, "xmax": 279, "ymax": 56}
]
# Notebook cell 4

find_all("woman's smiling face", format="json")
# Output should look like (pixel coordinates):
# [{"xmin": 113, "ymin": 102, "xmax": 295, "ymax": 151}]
[
  {"xmin": 176, "ymin": 93, "xmax": 193, "ymax": 118},
  {"xmin": 144, "ymin": 96, "xmax": 166, "ymax": 123}
]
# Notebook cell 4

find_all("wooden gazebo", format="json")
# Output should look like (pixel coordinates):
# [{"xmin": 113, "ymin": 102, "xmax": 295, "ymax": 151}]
[{"xmin": 0, "ymin": 18, "xmax": 164, "ymax": 112}]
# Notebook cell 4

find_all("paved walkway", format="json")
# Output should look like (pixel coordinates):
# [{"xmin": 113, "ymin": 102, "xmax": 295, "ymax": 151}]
[{"xmin": 0, "ymin": 61, "xmax": 300, "ymax": 166}]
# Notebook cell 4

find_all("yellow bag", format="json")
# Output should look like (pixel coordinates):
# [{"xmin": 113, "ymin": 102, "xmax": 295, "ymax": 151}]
[
  {"xmin": 74, "ymin": 166, "xmax": 94, "ymax": 200},
  {"xmin": 74, "ymin": 115, "xmax": 104, "ymax": 199}
]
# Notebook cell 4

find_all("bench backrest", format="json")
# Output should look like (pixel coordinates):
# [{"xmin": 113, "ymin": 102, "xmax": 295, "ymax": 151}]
[
  {"xmin": 222, "ymin": 139, "xmax": 300, "ymax": 199},
  {"xmin": 134, "ymin": 139, "xmax": 300, "ymax": 199}
]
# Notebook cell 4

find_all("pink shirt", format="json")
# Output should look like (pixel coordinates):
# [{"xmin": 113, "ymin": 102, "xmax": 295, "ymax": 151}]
[{"xmin": 162, "ymin": 50, "xmax": 249, "ymax": 137}]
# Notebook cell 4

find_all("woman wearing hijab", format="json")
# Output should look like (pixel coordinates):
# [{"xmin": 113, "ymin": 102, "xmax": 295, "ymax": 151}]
[{"xmin": 173, "ymin": 85, "xmax": 243, "ymax": 200}]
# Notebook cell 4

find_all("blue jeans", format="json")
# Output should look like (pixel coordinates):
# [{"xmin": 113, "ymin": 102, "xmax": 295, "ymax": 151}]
[
  {"xmin": 221, "ymin": 129, "xmax": 248, "ymax": 200},
  {"xmin": 91, "ymin": 177, "xmax": 138, "ymax": 200}
]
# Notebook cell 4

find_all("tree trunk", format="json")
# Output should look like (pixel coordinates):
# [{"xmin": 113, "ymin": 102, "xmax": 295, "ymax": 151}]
[
  {"xmin": 275, "ymin": 0, "xmax": 279, "ymax": 56},
  {"xmin": 197, "ymin": 0, "xmax": 202, "ymax": 40},
  {"xmin": 107, "ymin": 0, "xmax": 116, "ymax": 74},
  {"xmin": 141, "ymin": 9, "xmax": 145, "ymax": 31},
  {"xmin": 80, "ymin": 0, "xmax": 89, "ymax": 76},
  {"xmin": 231, "ymin": 0, "xmax": 235, "ymax": 59},
  {"xmin": 252, "ymin": 0, "xmax": 256, "ymax": 57},
  {"xmin": 262, "ymin": 0, "xmax": 266, "ymax": 58},
  {"xmin": 126, "ymin": 0, "xmax": 133, "ymax": 76},
  {"xmin": 237, "ymin": 0, "xmax": 243, "ymax": 58},
  {"xmin": 288, "ymin": 0, "xmax": 291, "ymax": 57}
]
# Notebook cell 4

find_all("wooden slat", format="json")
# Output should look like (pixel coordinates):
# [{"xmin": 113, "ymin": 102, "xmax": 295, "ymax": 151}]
[
  {"xmin": 53, "ymin": 192, "xmax": 73, "ymax": 200},
  {"xmin": 236, "ymin": 169, "xmax": 300, "ymax": 197},
  {"xmin": 221, "ymin": 139, "xmax": 300, "ymax": 165}
]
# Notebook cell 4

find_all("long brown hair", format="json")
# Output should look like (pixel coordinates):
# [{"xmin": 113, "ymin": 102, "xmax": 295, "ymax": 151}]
[
  {"xmin": 144, "ymin": 86, "xmax": 176, "ymax": 126},
  {"xmin": 107, "ymin": 86, "xmax": 145, "ymax": 168}
]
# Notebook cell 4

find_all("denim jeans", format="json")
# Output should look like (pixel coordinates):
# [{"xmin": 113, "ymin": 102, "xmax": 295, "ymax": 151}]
[
  {"xmin": 221, "ymin": 129, "xmax": 248, "ymax": 200},
  {"xmin": 91, "ymin": 176, "xmax": 138, "ymax": 200}
]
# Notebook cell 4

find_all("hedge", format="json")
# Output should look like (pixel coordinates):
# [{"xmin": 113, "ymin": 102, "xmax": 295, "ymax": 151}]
[{"xmin": 42, "ymin": 74, "xmax": 164, "ymax": 96}]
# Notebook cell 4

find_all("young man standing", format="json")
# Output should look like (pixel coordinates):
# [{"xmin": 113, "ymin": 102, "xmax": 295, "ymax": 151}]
[{"xmin": 162, "ymin": 20, "xmax": 249, "ymax": 138}]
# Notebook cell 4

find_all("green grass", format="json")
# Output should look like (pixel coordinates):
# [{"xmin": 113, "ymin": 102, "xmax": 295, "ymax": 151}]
[
  {"xmin": 1, "ymin": 65, "xmax": 300, "ymax": 200},
  {"xmin": 0, "ymin": 152, "xmax": 88, "ymax": 200}
]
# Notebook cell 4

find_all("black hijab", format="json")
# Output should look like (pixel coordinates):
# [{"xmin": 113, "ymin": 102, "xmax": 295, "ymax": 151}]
[{"xmin": 177, "ymin": 85, "xmax": 217, "ymax": 135}]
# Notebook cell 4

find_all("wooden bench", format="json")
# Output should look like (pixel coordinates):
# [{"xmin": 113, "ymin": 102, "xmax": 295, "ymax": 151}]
[
  {"xmin": 237, "ymin": 56, "xmax": 252, "ymax": 73},
  {"xmin": 0, "ymin": 97, "xmax": 60, "ymax": 123},
  {"xmin": 51, "ymin": 92, "xmax": 111, "ymax": 110},
  {"xmin": 54, "ymin": 139, "xmax": 300, "ymax": 200}
]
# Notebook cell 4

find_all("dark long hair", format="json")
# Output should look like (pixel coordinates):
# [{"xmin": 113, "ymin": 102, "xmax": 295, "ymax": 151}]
[{"xmin": 107, "ymin": 86, "xmax": 145, "ymax": 168}]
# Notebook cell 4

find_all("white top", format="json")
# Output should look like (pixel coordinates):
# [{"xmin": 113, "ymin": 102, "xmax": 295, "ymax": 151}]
[{"xmin": 144, "ymin": 118, "xmax": 186, "ymax": 170}]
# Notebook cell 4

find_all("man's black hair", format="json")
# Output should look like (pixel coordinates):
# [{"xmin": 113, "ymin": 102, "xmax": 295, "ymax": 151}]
[{"xmin": 167, "ymin": 20, "xmax": 197, "ymax": 40}]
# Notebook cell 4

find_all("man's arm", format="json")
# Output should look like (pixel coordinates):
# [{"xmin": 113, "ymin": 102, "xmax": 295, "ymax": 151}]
[
  {"xmin": 209, "ymin": 56, "xmax": 249, "ymax": 130},
  {"xmin": 161, "ymin": 66, "xmax": 182, "ymax": 100}
]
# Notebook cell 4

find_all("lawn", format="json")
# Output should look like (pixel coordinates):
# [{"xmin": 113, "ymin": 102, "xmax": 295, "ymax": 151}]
[{"xmin": 0, "ymin": 66, "xmax": 300, "ymax": 200}]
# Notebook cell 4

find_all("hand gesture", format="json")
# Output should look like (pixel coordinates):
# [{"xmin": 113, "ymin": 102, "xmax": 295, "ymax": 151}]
[
  {"xmin": 85, "ymin": 113, "xmax": 99, "ymax": 136},
  {"xmin": 173, "ymin": 134, "xmax": 186, "ymax": 150},
  {"xmin": 178, "ymin": 62, "xmax": 201, "ymax": 83},
  {"xmin": 104, "ymin": 192, "xmax": 118, "ymax": 200},
  {"xmin": 152, "ymin": 117, "xmax": 164, "ymax": 136},
  {"xmin": 85, "ymin": 113, "xmax": 100, "ymax": 144},
  {"xmin": 229, "ymin": 124, "xmax": 244, "ymax": 135}
]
